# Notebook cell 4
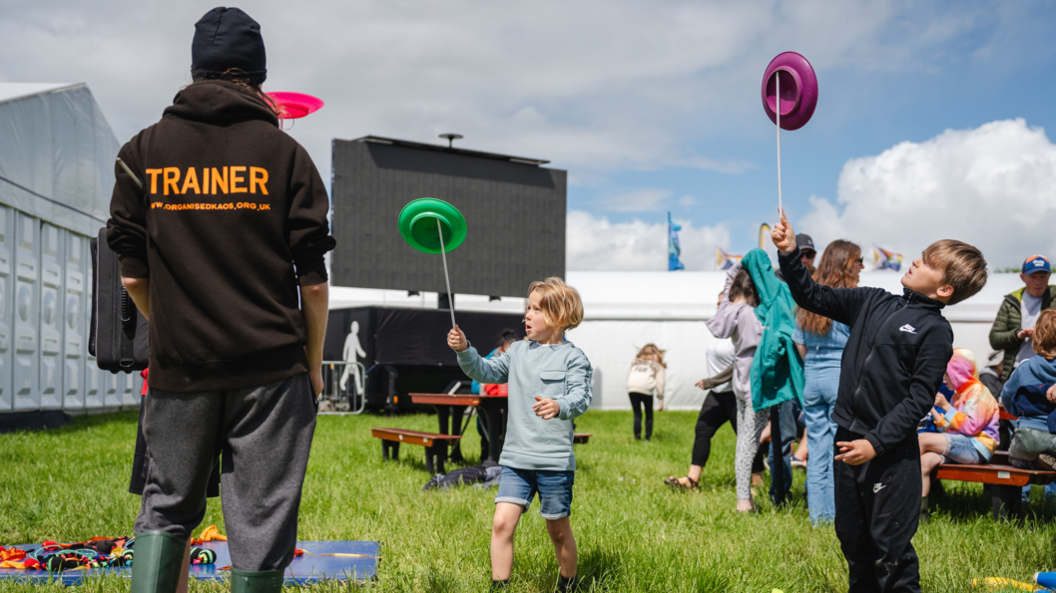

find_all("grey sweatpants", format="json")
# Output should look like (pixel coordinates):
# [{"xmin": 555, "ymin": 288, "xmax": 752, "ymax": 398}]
[
  {"xmin": 1010, "ymin": 426, "xmax": 1056, "ymax": 463},
  {"xmin": 134, "ymin": 373, "xmax": 317, "ymax": 572}
]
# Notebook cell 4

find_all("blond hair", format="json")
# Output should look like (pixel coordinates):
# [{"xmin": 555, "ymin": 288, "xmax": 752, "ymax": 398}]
[
  {"xmin": 527, "ymin": 277, "xmax": 584, "ymax": 331},
  {"xmin": 1033, "ymin": 309, "xmax": 1056, "ymax": 360},
  {"xmin": 922, "ymin": 239, "xmax": 988, "ymax": 305},
  {"xmin": 635, "ymin": 343, "xmax": 667, "ymax": 368}
]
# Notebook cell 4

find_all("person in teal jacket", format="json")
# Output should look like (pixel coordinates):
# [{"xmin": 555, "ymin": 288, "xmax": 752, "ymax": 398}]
[
  {"xmin": 744, "ymin": 249, "xmax": 804, "ymax": 411},
  {"xmin": 744, "ymin": 249, "xmax": 804, "ymax": 504}
]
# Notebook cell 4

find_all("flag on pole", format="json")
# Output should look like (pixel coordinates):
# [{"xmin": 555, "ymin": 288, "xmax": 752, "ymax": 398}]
[
  {"xmin": 716, "ymin": 249, "xmax": 743, "ymax": 270},
  {"xmin": 668, "ymin": 212, "xmax": 685, "ymax": 271},
  {"xmin": 873, "ymin": 245, "xmax": 903, "ymax": 271}
]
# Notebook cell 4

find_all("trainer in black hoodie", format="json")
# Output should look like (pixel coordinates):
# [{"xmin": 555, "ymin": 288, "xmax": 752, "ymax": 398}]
[
  {"xmin": 108, "ymin": 80, "xmax": 335, "ymax": 392},
  {"xmin": 779, "ymin": 246, "xmax": 951, "ymax": 593}
]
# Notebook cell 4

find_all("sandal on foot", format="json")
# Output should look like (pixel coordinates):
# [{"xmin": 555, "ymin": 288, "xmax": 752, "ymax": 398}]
[{"xmin": 663, "ymin": 476, "xmax": 699, "ymax": 491}]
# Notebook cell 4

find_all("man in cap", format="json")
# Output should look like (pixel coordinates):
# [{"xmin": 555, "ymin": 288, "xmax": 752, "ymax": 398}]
[
  {"xmin": 108, "ymin": 7, "xmax": 334, "ymax": 592},
  {"xmin": 990, "ymin": 255, "xmax": 1056, "ymax": 384},
  {"xmin": 797, "ymin": 233, "xmax": 817, "ymax": 274}
]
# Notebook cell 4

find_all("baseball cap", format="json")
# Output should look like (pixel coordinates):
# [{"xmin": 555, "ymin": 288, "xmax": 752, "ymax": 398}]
[
  {"xmin": 796, "ymin": 233, "xmax": 816, "ymax": 254},
  {"xmin": 1023, "ymin": 255, "xmax": 1051, "ymax": 275}
]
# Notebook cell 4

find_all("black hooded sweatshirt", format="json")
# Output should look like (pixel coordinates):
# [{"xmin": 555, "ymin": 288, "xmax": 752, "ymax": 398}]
[
  {"xmin": 779, "ymin": 248, "xmax": 952, "ymax": 456},
  {"xmin": 107, "ymin": 81, "xmax": 335, "ymax": 392}
]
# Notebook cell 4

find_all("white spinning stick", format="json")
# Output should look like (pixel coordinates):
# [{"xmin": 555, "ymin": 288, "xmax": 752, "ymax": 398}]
[
  {"xmin": 776, "ymin": 73, "xmax": 783, "ymax": 215},
  {"xmin": 437, "ymin": 218, "xmax": 456, "ymax": 330}
]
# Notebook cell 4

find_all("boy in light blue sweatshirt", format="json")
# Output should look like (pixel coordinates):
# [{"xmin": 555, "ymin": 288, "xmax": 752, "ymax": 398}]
[{"xmin": 448, "ymin": 277, "xmax": 592, "ymax": 592}]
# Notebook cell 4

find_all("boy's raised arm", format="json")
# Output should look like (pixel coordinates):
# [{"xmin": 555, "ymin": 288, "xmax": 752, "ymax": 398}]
[
  {"xmin": 556, "ymin": 354, "xmax": 592, "ymax": 421},
  {"xmin": 451, "ymin": 326, "xmax": 511, "ymax": 385},
  {"xmin": 864, "ymin": 325, "xmax": 953, "ymax": 456},
  {"xmin": 772, "ymin": 211, "xmax": 867, "ymax": 326},
  {"xmin": 457, "ymin": 345, "xmax": 511, "ymax": 385}
]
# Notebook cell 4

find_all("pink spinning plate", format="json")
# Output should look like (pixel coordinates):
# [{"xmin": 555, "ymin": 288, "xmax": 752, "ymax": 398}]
[
  {"xmin": 266, "ymin": 92, "xmax": 324, "ymax": 119},
  {"xmin": 761, "ymin": 52, "xmax": 818, "ymax": 131}
]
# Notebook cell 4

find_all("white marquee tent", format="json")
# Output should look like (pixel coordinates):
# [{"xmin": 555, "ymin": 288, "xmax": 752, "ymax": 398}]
[
  {"xmin": 0, "ymin": 83, "xmax": 139, "ymax": 415},
  {"xmin": 331, "ymin": 269, "xmax": 1022, "ymax": 411}
]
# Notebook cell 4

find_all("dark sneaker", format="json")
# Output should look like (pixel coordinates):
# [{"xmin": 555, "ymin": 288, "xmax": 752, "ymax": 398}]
[
  {"xmin": 1037, "ymin": 454, "xmax": 1056, "ymax": 471},
  {"xmin": 556, "ymin": 575, "xmax": 578, "ymax": 593}
]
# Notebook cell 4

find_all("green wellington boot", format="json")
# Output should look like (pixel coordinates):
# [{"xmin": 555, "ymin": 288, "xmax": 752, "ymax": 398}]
[
  {"xmin": 130, "ymin": 531, "xmax": 188, "ymax": 593},
  {"xmin": 230, "ymin": 568, "xmax": 284, "ymax": 593}
]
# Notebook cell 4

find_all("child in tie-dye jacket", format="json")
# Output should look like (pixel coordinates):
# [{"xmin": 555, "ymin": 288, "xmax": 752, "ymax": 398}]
[{"xmin": 919, "ymin": 349, "xmax": 1001, "ymax": 503}]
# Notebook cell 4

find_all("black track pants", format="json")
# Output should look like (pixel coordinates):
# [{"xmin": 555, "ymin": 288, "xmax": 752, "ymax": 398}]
[
  {"xmin": 692, "ymin": 391, "xmax": 737, "ymax": 466},
  {"xmin": 628, "ymin": 392, "xmax": 654, "ymax": 439},
  {"xmin": 833, "ymin": 427, "xmax": 921, "ymax": 593}
]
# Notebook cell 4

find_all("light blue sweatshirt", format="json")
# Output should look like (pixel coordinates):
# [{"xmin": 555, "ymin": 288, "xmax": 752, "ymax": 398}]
[{"xmin": 457, "ymin": 339, "xmax": 592, "ymax": 471}]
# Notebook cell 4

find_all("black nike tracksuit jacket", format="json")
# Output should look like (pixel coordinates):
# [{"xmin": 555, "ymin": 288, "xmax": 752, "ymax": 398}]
[
  {"xmin": 779, "ymin": 248, "xmax": 953, "ymax": 593},
  {"xmin": 779, "ymin": 249, "xmax": 952, "ymax": 452}
]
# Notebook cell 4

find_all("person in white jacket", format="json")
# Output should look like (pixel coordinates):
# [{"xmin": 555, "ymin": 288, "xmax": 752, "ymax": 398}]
[{"xmin": 627, "ymin": 344, "xmax": 667, "ymax": 440}]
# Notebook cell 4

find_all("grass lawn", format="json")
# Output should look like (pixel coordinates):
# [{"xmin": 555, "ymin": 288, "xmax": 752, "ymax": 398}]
[{"xmin": 2, "ymin": 408, "xmax": 1055, "ymax": 592}]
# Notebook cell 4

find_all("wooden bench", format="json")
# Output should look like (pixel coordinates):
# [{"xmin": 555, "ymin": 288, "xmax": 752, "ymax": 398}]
[
  {"xmin": 370, "ymin": 428, "xmax": 461, "ymax": 474},
  {"xmin": 935, "ymin": 451, "xmax": 1056, "ymax": 521},
  {"xmin": 573, "ymin": 433, "xmax": 591, "ymax": 444}
]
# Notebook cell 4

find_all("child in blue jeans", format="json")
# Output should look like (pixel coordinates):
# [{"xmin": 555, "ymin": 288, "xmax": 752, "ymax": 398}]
[{"xmin": 448, "ymin": 277, "xmax": 592, "ymax": 591}]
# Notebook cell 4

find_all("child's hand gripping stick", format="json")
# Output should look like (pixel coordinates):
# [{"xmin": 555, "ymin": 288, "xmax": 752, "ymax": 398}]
[
  {"xmin": 771, "ymin": 210, "xmax": 797, "ymax": 255},
  {"xmin": 447, "ymin": 325, "xmax": 467, "ymax": 352}
]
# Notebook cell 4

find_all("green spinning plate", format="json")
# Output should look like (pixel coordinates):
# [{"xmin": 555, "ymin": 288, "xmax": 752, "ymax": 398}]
[{"xmin": 397, "ymin": 198, "xmax": 467, "ymax": 254}]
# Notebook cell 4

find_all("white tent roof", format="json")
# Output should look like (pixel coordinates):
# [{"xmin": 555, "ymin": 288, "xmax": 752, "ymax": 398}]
[
  {"xmin": 0, "ymin": 82, "xmax": 119, "ymax": 236},
  {"xmin": 331, "ymin": 270, "xmax": 1021, "ymax": 323},
  {"xmin": 0, "ymin": 83, "xmax": 76, "ymax": 104},
  {"xmin": 568, "ymin": 270, "xmax": 1020, "ymax": 323},
  {"xmin": 331, "ymin": 270, "xmax": 1018, "ymax": 411}
]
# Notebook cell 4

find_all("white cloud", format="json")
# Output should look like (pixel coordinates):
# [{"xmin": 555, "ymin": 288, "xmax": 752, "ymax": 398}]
[
  {"xmin": 797, "ymin": 118, "xmax": 1056, "ymax": 270},
  {"xmin": 598, "ymin": 188, "xmax": 673, "ymax": 212},
  {"xmin": 566, "ymin": 210, "xmax": 729, "ymax": 271}
]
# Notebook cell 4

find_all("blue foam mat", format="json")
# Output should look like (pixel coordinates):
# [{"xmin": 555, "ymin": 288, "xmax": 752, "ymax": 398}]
[{"xmin": 0, "ymin": 540, "xmax": 379, "ymax": 585}]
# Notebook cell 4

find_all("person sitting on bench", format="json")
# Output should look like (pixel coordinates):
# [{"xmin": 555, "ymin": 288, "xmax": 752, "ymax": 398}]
[
  {"xmin": 1003, "ymin": 309, "xmax": 1056, "ymax": 472},
  {"xmin": 918, "ymin": 348, "xmax": 1000, "ymax": 519}
]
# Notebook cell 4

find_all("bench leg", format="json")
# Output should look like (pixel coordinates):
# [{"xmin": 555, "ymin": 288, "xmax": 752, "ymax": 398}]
[
  {"xmin": 436, "ymin": 446, "xmax": 447, "ymax": 475},
  {"xmin": 992, "ymin": 484, "xmax": 1021, "ymax": 522},
  {"xmin": 382, "ymin": 440, "xmax": 400, "ymax": 461},
  {"xmin": 450, "ymin": 405, "xmax": 466, "ymax": 463},
  {"xmin": 424, "ymin": 445, "xmax": 448, "ymax": 475}
]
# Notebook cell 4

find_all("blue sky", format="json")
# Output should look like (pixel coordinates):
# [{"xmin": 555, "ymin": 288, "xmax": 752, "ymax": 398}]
[
  {"xmin": 4, "ymin": 1, "xmax": 1056, "ymax": 270},
  {"xmin": 565, "ymin": 1, "xmax": 1056, "ymax": 259}
]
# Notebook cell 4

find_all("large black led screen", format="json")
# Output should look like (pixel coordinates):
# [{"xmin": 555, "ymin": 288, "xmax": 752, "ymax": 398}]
[{"xmin": 330, "ymin": 139, "xmax": 567, "ymax": 298}]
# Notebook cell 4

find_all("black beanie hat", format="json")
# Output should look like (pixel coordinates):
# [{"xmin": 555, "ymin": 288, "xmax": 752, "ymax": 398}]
[{"xmin": 191, "ymin": 7, "xmax": 267, "ymax": 84}]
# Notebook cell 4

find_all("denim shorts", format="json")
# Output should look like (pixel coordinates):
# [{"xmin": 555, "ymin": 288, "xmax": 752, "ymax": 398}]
[
  {"xmin": 943, "ymin": 433, "xmax": 986, "ymax": 464},
  {"xmin": 495, "ymin": 466, "xmax": 575, "ymax": 519}
]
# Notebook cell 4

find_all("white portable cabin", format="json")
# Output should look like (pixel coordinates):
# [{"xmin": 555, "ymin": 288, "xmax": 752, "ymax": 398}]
[
  {"xmin": 0, "ymin": 83, "xmax": 140, "ymax": 416},
  {"xmin": 330, "ymin": 270, "xmax": 1021, "ymax": 411}
]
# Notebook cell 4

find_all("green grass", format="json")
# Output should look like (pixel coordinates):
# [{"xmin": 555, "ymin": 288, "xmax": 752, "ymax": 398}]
[{"xmin": 2, "ymin": 409, "xmax": 1056, "ymax": 592}]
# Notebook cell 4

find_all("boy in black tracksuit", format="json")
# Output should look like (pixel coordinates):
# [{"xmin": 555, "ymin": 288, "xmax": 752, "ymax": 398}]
[{"xmin": 772, "ymin": 214, "xmax": 987, "ymax": 592}]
